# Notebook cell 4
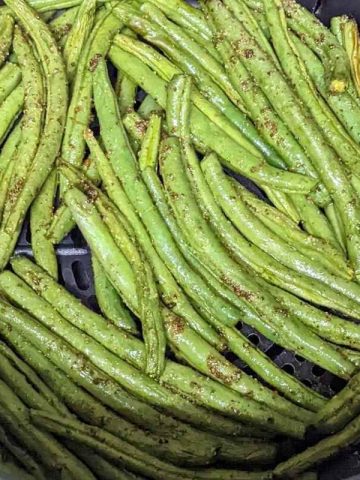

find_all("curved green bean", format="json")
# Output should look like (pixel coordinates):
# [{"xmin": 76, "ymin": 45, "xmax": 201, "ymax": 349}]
[
  {"xmin": 274, "ymin": 411, "xmax": 360, "ymax": 478},
  {"xmin": 109, "ymin": 40, "xmax": 317, "ymax": 194},
  {"xmin": 8, "ymin": 256, "xmax": 305, "ymax": 437},
  {"xmin": 0, "ymin": 378, "xmax": 95, "ymax": 479},
  {"xmin": 91, "ymin": 59, "xmax": 224, "ymax": 349},
  {"xmin": 0, "ymin": 0, "xmax": 68, "ymax": 270},
  {"xmin": 32, "ymin": 411, "xmax": 272, "ymax": 480},
  {"xmin": 0, "ymin": 425, "xmax": 46, "ymax": 480},
  {"xmin": 0, "ymin": 341, "xmax": 69, "ymax": 416},
  {"xmin": 206, "ymin": 0, "xmax": 360, "ymax": 278},
  {"xmin": 2, "ymin": 26, "xmax": 44, "ymax": 227},
  {"xmin": 163, "ymin": 74, "xmax": 354, "ymax": 379}
]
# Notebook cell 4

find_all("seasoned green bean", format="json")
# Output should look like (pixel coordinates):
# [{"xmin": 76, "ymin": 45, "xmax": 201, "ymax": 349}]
[
  {"xmin": 30, "ymin": 170, "xmax": 58, "ymax": 279},
  {"xmin": 0, "ymin": 378, "xmax": 96, "ymax": 479},
  {"xmin": 0, "ymin": 15, "xmax": 14, "ymax": 68},
  {"xmin": 0, "ymin": 63, "xmax": 21, "ymax": 105},
  {"xmin": 32, "ymin": 411, "xmax": 273, "ymax": 480},
  {"xmin": 63, "ymin": 0, "xmax": 96, "ymax": 82},
  {"xmin": 0, "ymin": 0, "xmax": 68, "ymax": 270},
  {"xmin": 274, "ymin": 412, "xmax": 360, "ymax": 477},
  {"xmin": 92, "ymin": 255, "xmax": 138, "ymax": 335}
]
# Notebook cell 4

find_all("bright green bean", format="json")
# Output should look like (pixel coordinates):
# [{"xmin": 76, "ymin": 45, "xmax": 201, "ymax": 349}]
[
  {"xmin": 91, "ymin": 59, "xmax": 224, "ymax": 349},
  {"xmin": 0, "ymin": 63, "xmax": 21, "ymax": 105},
  {"xmin": 109, "ymin": 41, "xmax": 317, "ymax": 194},
  {"xmin": 48, "ymin": 10, "xmax": 122, "ymax": 244},
  {"xmin": 0, "ymin": 15, "xmax": 14, "ymax": 68},
  {"xmin": 9, "ymin": 255, "xmax": 304, "ymax": 437},
  {"xmin": 0, "ymin": 340, "xmax": 70, "ymax": 416},
  {"xmin": 0, "ymin": 0, "xmax": 68, "ymax": 270},
  {"xmin": 63, "ymin": 0, "xmax": 96, "ymax": 82},
  {"xmin": 92, "ymin": 255, "xmax": 138, "ymax": 335},
  {"xmin": 30, "ymin": 170, "xmax": 58, "ymax": 279}
]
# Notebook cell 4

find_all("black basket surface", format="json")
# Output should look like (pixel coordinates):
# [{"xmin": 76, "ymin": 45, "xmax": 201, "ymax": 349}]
[{"xmin": 4, "ymin": 0, "xmax": 360, "ymax": 479}]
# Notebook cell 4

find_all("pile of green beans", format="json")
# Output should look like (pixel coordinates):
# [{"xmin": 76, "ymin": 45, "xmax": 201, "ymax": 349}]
[{"xmin": 1, "ymin": 0, "xmax": 360, "ymax": 478}]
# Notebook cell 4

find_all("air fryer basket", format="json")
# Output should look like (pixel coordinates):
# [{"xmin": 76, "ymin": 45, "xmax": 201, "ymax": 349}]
[{"xmin": 3, "ymin": 0, "xmax": 360, "ymax": 478}]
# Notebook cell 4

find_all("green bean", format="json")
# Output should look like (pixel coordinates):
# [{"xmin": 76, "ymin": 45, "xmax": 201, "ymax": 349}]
[
  {"xmin": 0, "ymin": 340, "xmax": 69, "ymax": 416},
  {"xmin": 274, "ymin": 411, "xmax": 360, "ymax": 477},
  {"xmin": 1, "ymin": 26, "xmax": 45, "ymax": 227},
  {"xmin": 340, "ymin": 17, "xmax": 360, "ymax": 98},
  {"xmin": 92, "ymin": 255, "xmax": 138, "ymax": 335},
  {"xmin": 264, "ymin": 0, "xmax": 360, "ymax": 185},
  {"xmin": 137, "ymin": 94, "xmax": 162, "ymax": 118},
  {"xmin": 203, "ymin": 154, "xmax": 360, "ymax": 316},
  {"xmin": 135, "ymin": 117, "xmax": 321, "ymax": 412},
  {"xmin": 164, "ymin": 74, "xmax": 354, "ymax": 379},
  {"xmin": 0, "ymin": 378, "xmax": 95, "ymax": 479},
  {"xmin": 292, "ymin": 194, "xmax": 340, "ymax": 248},
  {"xmin": 325, "ymin": 202, "xmax": 347, "ymax": 251},
  {"xmin": 32, "ymin": 411, "xmax": 273, "ymax": 480},
  {"xmin": 293, "ymin": 35, "xmax": 360, "ymax": 145},
  {"xmin": 261, "ymin": 187, "xmax": 299, "ymax": 223},
  {"xmin": 142, "ymin": 3, "xmax": 246, "ymax": 113},
  {"xmin": 4, "ymin": 332, "xmax": 219, "ymax": 468},
  {"xmin": 91, "ymin": 60, "xmax": 224, "ymax": 349},
  {"xmin": 249, "ymin": 0, "xmax": 351, "ymax": 93},
  {"xmin": 0, "ymin": 0, "xmax": 68, "ymax": 270},
  {"xmin": 142, "ymin": 0, "xmax": 220, "ymax": 60},
  {"xmin": 230, "ymin": 178, "xmax": 349, "ymax": 272},
  {"xmin": 1, "ymin": 268, "xmax": 244, "ymax": 436},
  {"xmin": 207, "ymin": 0, "xmax": 360, "ymax": 278},
  {"xmin": 115, "ymin": 16, "xmax": 285, "ymax": 171},
  {"xmin": 0, "ymin": 15, "xmax": 14, "ymax": 68},
  {"xmin": 0, "ymin": 84, "xmax": 23, "ymax": 144},
  {"xmin": 0, "ymin": 314, "xmax": 231, "ymax": 447},
  {"xmin": 63, "ymin": 183, "xmax": 306, "ymax": 429},
  {"xmin": 0, "ymin": 352, "xmax": 62, "ymax": 415},
  {"xmin": 0, "ymin": 160, "xmax": 14, "ymax": 225},
  {"xmin": 0, "ymin": 63, "xmax": 21, "ymax": 105},
  {"xmin": 0, "ymin": 426, "xmax": 47, "ymax": 480},
  {"xmin": 116, "ymin": 71, "xmax": 138, "ymax": 116},
  {"xmin": 137, "ymin": 115, "xmax": 248, "ymax": 332},
  {"xmin": 30, "ymin": 170, "xmax": 58, "ymax": 279},
  {"xmin": 123, "ymin": 110, "xmax": 147, "ymax": 151},
  {"xmin": 313, "ymin": 372, "xmax": 360, "ymax": 434},
  {"xmin": 48, "ymin": 10, "xmax": 121, "ymax": 244},
  {"xmin": 63, "ymin": 0, "xmax": 96, "ymax": 82},
  {"xmin": 163, "ymin": 309, "xmax": 316, "ymax": 421},
  {"xmin": 109, "ymin": 40, "xmax": 317, "ymax": 194},
  {"xmin": 65, "ymin": 441, "xmax": 142, "ymax": 480},
  {"xmin": 8, "ymin": 256, "xmax": 304, "ymax": 437},
  {"xmin": 0, "ymin": 121, "xmax": 21, "ymax": 176},
  {"xmin": 268, "ymin": 284, "xmax": 360, "ymax": 350},
  {"xmin": 49, "ymin": 6, "xmax": 78, "ymax": 43}
]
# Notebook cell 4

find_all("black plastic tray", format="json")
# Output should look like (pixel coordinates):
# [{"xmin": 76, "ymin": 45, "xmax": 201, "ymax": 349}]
[{"xmin": 7, "ymin": 1, "xmax": 360, "ymax": 479}]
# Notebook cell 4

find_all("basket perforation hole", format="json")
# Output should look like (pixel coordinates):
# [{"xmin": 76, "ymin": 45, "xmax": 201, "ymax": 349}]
[
  {"xmin": 283, "ymin": 363, "xmax": 295, "ymax": 375},
  {"xmin": 71, "ymin": 261, "xmax": 90, "ymax": 291},
  {"xmin": 265, "ymin": 343, "xmax": 283, "ymax": 360},
  {"xmin": 248, "ymin": 333, "xmax": 260, "ymax": 346},
  {"xmin": 330, "ymin": 377, "xmax": 347, "ymax": 394},
  {"xmin": 295, "ymin": 354, "xmax": 305, "ymax": 363},
  {"xmin": 312, "ymin": 365, "xmax": 325, "ymax": 377}
]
